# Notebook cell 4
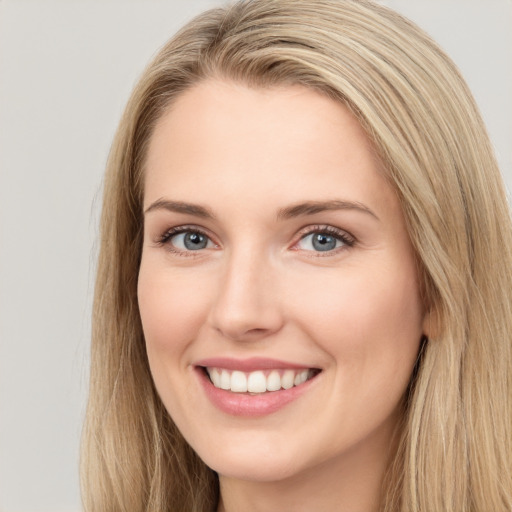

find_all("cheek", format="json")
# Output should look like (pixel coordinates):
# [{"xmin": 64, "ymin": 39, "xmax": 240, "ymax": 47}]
[
  {"xmin": 137, "ymin": 263, "xmax": 211, "ymax": 359},
  {"xmin": 137, "ymin": 262, "xmax": 216, "ymax": 418},
  {"xmin": 289, "ymin": 261, "xmax": 423, "ymax": 369}
]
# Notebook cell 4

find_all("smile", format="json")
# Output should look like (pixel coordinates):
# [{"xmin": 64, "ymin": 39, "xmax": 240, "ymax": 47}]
[
  {"xmin": 194, "ymin": 358, "xmax": 322, "ymax": 416},
  {"xmin": 205, "ymin": 367, "xmax": 318, "ymax": 394}
]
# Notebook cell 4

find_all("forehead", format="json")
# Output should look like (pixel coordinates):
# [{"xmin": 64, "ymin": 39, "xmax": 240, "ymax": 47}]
[{"xmin": 143, "ymin": 80, "xmax": 397, "ymax": 218}]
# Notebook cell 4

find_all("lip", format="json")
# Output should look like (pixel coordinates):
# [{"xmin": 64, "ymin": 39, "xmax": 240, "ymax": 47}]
[
  {"xmin": 194, "ymin": 358, "xmax": 321, "ymax": 417},
  {"xmin": 194, "ymin": 357, "xmax": 312, "ymax": 372}
]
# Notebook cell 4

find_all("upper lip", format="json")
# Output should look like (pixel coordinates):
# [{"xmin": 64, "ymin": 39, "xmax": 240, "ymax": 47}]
[{"xmin": 194, "ymin": 357, "xmax": 319, "ymax": 372}]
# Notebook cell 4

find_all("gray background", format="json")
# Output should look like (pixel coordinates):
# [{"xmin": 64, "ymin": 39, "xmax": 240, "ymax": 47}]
[{"xmin": 0, "ymin": 1, "xmax": 510, "ymax": 511}]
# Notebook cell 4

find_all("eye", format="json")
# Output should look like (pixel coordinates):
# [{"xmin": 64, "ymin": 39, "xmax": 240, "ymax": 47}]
[
  {"xmin": 295, "ymin": 227, "xmax": 354, "ymax": 253},
  {"xmin": 172, "ymin": 231, "xmax": 211, "ymax": 250},
  {"xmin": 159, "ymin": 227, "xmax": 216, "ymax": 253}
]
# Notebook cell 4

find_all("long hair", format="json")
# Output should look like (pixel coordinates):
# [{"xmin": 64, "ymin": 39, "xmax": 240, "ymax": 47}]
[{"xmin": 81, "ymin": 1, "xmax": 512, "ymax": 510}]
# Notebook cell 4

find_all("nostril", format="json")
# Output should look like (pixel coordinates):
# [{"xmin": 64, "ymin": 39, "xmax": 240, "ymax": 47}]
[{"xmin": 213, "ymin": 323, "xmax": 283, "ymax": 343}]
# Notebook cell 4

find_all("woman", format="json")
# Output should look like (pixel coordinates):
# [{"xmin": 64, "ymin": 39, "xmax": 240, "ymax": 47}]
[{"xmin": 81, "ymin": 1, "xmax": 512, "ymax": 510}]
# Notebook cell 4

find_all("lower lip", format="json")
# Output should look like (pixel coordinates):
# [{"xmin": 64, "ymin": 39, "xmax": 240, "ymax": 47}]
[{"xmin": 196, "ymin": 367, "xmax": 318, "ymax": 417}]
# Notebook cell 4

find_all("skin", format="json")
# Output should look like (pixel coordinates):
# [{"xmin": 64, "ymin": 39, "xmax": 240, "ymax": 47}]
[{"xmin": 138, "ymin": 80, "xmax": 428, "ymax": 512}]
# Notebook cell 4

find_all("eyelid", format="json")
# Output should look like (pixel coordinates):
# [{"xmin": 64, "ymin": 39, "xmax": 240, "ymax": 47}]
[
  {"xmin": 155, "ymin": 224, "xmax": 219, "ymax": 255},
  {"xmin": 152, "ymin": 223, "xmax": 355, "ymax": 257},
  {"xmin": 291, "ymin": 224, "xmax": 356, "ymax": 254}
]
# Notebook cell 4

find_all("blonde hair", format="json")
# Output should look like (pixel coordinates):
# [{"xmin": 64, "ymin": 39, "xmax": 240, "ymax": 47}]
[{"xmin": 81, "ymin": 1, "xmax": 512, "ymax": 510}]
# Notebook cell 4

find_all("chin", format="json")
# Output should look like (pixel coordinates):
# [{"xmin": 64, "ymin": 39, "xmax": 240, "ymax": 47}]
[
  {"xmin": 206, "ymin": 453, "xmax": 305, "ymax": 483},
  {"xmin": 189, "ymin": 430, "xmax": 315, "ymax": 483}
]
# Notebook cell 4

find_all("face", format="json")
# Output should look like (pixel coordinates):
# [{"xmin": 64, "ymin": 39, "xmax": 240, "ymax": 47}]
[{"xmin": 138, "ymin": 80, "xmax": 426, "ymax": 483}]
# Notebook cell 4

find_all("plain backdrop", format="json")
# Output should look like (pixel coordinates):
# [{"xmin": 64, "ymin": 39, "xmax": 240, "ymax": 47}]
[{"xmin": 0, "ymin": 1, "xmax": 510, "ymax": 511}]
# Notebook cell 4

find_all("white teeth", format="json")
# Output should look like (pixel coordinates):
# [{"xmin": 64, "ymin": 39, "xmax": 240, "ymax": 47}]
[
  {"xmin": 266, "ymin": 370, "xmax": 281, "ymax": 391},
  {"xmin": 294, "ymin": 369, "xmax": 308, "ymax": 386},
  {"xmin": 247, "ymin": 371, "xmax": 267, "ymax": 393},
  {"xmin": 230, "ymin": 371, "xmax": 247, "ymax": 392},
  {"xmin": 220, "ymin": 369, "xmax": 231, "ymax": 390},
  {"xmin": 281, "ymin": 370, "xmax": 295, "ymax": 390},
  {"xmin": 206, "ymin": 367, "xmax": 316, "ymax": 393},
  {"xmin": 210, "ymin": 368, "xmax": 221, "ymax": 388}
]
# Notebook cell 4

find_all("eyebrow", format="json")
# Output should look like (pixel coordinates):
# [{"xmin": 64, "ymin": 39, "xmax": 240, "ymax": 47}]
[
  {"xmin": 277, "ymin": 200, "xmax": 379, "ymax": 221},
  {"xmin": 143, "ymin": 198, "xmax": 378, "ymax": 221},
  {"xmin": 144, "ymin": 199, "xmax": 215, "ymax": 218}
]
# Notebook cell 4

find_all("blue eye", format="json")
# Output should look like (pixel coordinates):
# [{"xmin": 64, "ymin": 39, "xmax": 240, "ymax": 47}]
[
  {"xmin": 165, "ymin": 230, "xmax": 214, "ymax": 251},
  {"xmin": 296, "ymin": 229, "xmax": 352, "ymax": 252}
]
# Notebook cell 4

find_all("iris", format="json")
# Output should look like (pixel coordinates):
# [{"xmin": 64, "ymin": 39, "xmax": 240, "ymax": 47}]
[
  {"xmin": 183, "ymin": 232, "xmax": 208, "ymax": 250},
  {"xmin": 312, "ymin": 233, "xmax": 338, "ymax": 251}
]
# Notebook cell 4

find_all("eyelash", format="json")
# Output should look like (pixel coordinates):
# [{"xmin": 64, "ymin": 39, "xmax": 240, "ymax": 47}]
[
  {"xmin": 156, "ymin": 224, "xmax": 355, "ymax": 257},
  {"xmin": 156, "ymin": 225, "xmax": 215, "ymax": 257},
  {"xmin": 292, "ymin": 224, "xmax": 355, "ymax": 257}
]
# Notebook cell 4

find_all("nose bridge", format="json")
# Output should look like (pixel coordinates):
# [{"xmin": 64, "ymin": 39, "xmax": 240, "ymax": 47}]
[{"xmin": 209, "ymin": 242, "xmax": 283, "ymax": 341}]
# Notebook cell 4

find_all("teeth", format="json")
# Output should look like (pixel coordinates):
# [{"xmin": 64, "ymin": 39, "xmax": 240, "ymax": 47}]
[
  {"xmin": 266, "ymin": 370, "xmax": 281, "ymax": 391},
  {"xmin": 282, "ymin": 370, "xmax": 295, "ymax": 389},
  {"xmin": 210, "ymin": 368, "xmax": 221, "ymax": 388},
  {"xmin": 231, "ymin": 371, "xmax": 247, "ymax": 392},
  {"xmin": 206, "ymin": 367, "xmax": 316, "ymax": 393},
  {"xmin": 247, "ymin": 371, "xmax": 266, "ymax": 393},
  {"xmin": 220, "ymin": 369, "xmax": 231, "ymax": 390},
  {"xmin": 294, "ymin": 370, "xmax": 308, "ymax": 386}
]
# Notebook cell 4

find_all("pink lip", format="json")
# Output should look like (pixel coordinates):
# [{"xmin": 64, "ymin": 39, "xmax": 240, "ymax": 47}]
[
  {"xmin": 194, "ymin": 362, "xmax": 320, "ymax": 417},
  {"xmin": 194, "ymin": 357, "xmax": 311, "ymax": 372}
]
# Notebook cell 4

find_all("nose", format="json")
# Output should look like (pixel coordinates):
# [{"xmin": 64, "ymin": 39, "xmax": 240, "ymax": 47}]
[{"xmin": 208, "ymin": 248, "xmax": 284, "ymax": 342}]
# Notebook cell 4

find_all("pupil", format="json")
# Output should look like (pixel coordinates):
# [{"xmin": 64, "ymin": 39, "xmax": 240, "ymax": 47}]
[
  {"xmin": 312, "ymin": 233, "xmax": 336, "ymax": 251},
  {"xmin": 184, "ymin": 232, "xmax": 207, "ymax": 250}
]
